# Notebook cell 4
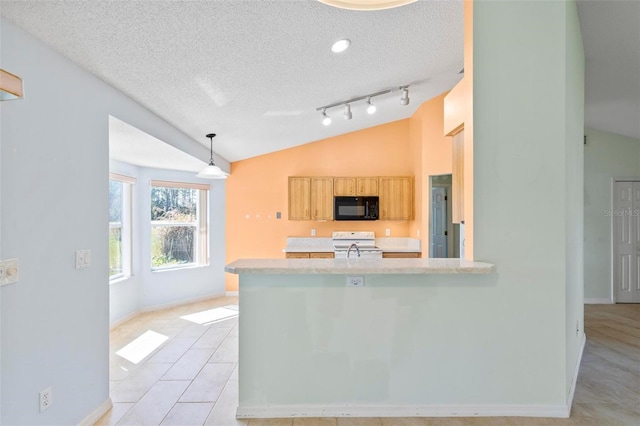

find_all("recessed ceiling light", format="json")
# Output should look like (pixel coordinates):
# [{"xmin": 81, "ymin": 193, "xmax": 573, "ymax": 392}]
[{"xmin": 331, "ymin": 39, "xmax": 351, "ymax": 53}]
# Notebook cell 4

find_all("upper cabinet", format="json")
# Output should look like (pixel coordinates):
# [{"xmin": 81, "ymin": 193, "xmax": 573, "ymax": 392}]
[
  {"xmin": 357, "ymin": 177, "xmax": 378, "ymax": 196},
  {"xmin": 288, "ymin": 177, "xmax": 311, "ymax": 220},
  {"xmin": 289, "ymin": 175, "xmax": 412, "ymax": 221},
  {"xmin": 378, "ymin": 177, "xmax": 413, "ymax": 220},
  {"xmin": 311, "ymin": 177, "xmax": 333, "ymax": 220},
  {"xmin": 451, "ymin": 130, "xmax": 464, "ymax": 224},
  {"xmin": 334, "ymin": 177, "xmax": 356, "ymax": 196}
]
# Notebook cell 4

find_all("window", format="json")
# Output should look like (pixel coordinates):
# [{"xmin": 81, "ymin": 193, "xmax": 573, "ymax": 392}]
[
  {"xmin": 150, "ymin": 180, "xmax": 209, "ymax": 270},
  {"xmin": 109, "ymin": 173, "xmax": 135, "ymax": 280}
]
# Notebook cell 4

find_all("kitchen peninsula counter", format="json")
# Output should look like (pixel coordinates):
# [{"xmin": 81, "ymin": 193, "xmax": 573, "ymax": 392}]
[
  {"xmin": 228, "ymin": 257, "xmax": 497, "ymax": 419},
  {"xmin": 225, "ymin": 257, "xmax": 494, "ymax": 275}
]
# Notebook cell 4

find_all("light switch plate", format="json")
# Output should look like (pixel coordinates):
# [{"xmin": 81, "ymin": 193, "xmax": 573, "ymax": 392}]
[
  {"xmin": 0, "ymin": 258, "xmax": 19, "ymax": 286},
  {"xmin": 76, "ymin": 250, "xmax": 91, "ymax": 269}
]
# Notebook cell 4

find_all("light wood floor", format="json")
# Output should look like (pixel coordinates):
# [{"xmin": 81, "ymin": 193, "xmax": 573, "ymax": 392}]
[{"xmin": 97, "ymin": 301, "xmax": 640, "ymax": 426}]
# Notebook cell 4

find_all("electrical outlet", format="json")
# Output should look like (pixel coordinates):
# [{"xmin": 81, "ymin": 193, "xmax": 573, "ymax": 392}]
[
  {"xmin": 0, "ymin": 258, "xmax": 19, "ymax": 286},
  {"xmin": 76, "ymin": 250, "xmax": 91, "ymax": 269},
  {"xmin": 346, "ymin": 276, "xmax": 365, "ymax": 287},
  {"xmin": 311, "ymin": 228, "xmax": 316, "ymax": 237},
  {"xmin": 385, "ymin": 229, "xmax": 391, "ymax": 236},
  {"xmin": 40, "ymin": 386, "xmax": 52, "ymax": 412}
]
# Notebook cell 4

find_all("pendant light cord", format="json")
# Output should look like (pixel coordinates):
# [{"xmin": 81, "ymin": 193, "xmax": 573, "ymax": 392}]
[{"xmin": 206, "ymin": 133, "xmax": 216, "ymax": 165}]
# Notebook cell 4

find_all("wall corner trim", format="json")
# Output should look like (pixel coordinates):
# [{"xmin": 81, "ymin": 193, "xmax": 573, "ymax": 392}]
[
  {"xmin": 566, "ymin": 333, "xmax": 587, "ymax": 417},
  {"xmin": 78, "ymin": 398, "xmax": 113, "ymax": 426}
]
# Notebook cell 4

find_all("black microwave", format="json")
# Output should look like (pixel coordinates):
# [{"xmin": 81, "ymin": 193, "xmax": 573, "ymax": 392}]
[{"xmin": 334, "ymin": 196, "xmax": 379, "ymax": 221}]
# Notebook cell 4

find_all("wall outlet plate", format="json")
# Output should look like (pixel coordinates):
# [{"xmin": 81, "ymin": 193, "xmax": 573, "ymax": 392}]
[
  {"xmin": 346, "ymin": 276, "xmax": 365, "ymax": 287},
  {"xmin": 385, "ymin": 229, "xmax": 391, "ymax": 236},
  {"xmin": 40, "ymin": 386, "xmax": 52, "ymax": 412},
  {"xmin": 0, "ymin": 258, "xmax": 19, "ymax": 286}
]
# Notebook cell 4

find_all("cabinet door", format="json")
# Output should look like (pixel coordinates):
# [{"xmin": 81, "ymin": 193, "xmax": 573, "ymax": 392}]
[
  {"xmin": 309, "ymin": 252, "xmax": 334, "ymax": 258},
  {"xmin": 382, "ymin": 252, "xmax": 421, "ymax": 258},
  {"xmin": 356, "ymin": 177, "xmax": 378, "ymax": 196},
  {"xmin": 452, "ymin": 130, "xmax": 464, "ymax": 224},
  {"xmin": 311, "ymin": 177, "xmax": 334, "ymax": 220},
  {"xmin": 378, "ymin": 177, "xmax": 413, "ymax": 220},
  {"xmin": 288, "ymin": 177, "xmax": 311, "ymax": 220},
  {"xmin": 334, "ymin": 177, "xmax": 356, "ymax": 196},
  {"xmin": 286, "ymin": 252, "xmax": 310, "ymax": 259}
]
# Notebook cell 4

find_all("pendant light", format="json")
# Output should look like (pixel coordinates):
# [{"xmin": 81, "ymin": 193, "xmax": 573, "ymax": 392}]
[{"xmin": 197, "ymin": 133, "xmax": 227, "ymax": 179}]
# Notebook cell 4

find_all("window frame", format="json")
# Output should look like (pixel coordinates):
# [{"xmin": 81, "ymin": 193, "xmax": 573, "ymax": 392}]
[
  {"xmin": 150, "ymin": 180, "xmax": 209, "ymax": 271},
  {"xmin": 109, "ymin": 173, "xmax": 135, "ymax": 282}
]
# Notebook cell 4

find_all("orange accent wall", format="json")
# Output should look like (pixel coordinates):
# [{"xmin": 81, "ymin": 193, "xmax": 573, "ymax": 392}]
[
  {"xmin": 226, "ymin": 96, "xmax": 453, "ymax": 291},
  {"xmin": 443, "ymin": 0, "xmax": 474, "ymax": 260}
]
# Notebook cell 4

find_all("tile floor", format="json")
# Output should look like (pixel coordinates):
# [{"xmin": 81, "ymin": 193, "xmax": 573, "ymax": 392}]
[{"xmin": 97, "ymin": 298, "xmax": 640, "ymax": 426}]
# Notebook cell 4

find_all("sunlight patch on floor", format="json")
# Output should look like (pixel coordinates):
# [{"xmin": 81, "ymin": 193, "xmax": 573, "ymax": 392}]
[
  {"xmin": 115, "ymin": 330, "xmax": 169, "ymax": 364},
  {"xmin": 180, "ymin": 305, "xmax": 239, "ymax": 325}
]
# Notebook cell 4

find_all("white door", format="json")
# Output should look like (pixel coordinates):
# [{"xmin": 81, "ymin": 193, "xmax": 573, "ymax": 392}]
[
  {"xmin": 431, "ymin": 187, "xmax": 448, "ymax": 258},
  {"xmin": 613, "ymin": 181, "xmax": 640, "ymax": 303}
]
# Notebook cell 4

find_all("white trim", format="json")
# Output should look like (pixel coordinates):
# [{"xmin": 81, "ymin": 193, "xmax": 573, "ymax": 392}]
[
  {"xmin": 566, "ymin": 333, "xmax": 586, "ymax": 417},
  {"xmin": 109, "ymin": 172, "xmax": 136, "ymax": 184},
  {"xmin": 110, "ymin": 310, "xmax": 141, "ymax": 330},
  {"xmin": 584, "ymin": 298, "xmax": 613, "ymax": 304},
  {"xmin": 151, "ymin": 179, "xmax": 210, "ymax": 191},
  {"xmin": 236, "ymin": 403, "xmax": 570, "ymax": 419},
  {"xmin": 226, "ymin": 291, "xmax": 239, "ymax": 296},
  {"xmin": 78, "ymin": 398, "xmax": 112, "ymax": 426}
]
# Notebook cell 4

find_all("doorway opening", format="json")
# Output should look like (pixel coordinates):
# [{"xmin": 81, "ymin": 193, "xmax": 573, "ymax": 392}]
[{"xmin": 429, "ymin": 174, "xmax": 461, "ymax": 258}]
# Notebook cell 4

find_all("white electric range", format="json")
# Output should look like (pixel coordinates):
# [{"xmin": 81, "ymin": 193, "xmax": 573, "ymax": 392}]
[{"xmin": 332, "ymin": 231, "xmax": 383, "ymax": 259}]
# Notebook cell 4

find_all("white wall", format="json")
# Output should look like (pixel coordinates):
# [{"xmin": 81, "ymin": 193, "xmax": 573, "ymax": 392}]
[
  {"xmin": 0, "ymin": 19, "xmax": 224, "ymax": 424},
  {"xmin": 584, "ymin": 128, "xmax": 640, "ymax": 301},
  {"xmin": 473, "ymin": 0, "xmax": 584, "ymax": 408}
]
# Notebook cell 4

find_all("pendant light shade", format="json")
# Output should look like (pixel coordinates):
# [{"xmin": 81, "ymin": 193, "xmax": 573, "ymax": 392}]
[{"xmin": 197, "ymin": 133, "xmax": 227, "ymax": 179}]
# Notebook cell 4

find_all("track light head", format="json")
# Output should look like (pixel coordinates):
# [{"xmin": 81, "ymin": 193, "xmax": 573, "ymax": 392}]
[
  {"xmin": 322, "ymin": 108, "xmax": 332, "ymax": 126},
  {"xmin": 400, "ymin": 87, "xmax": 410, "ymax": 106},
  {"xmin": 366, "ymin": 97, "xmax": 376, "ymax": 114},
  {"xmin": 344, "ymin": 104, "xmax": 352, "ymax": 120}
]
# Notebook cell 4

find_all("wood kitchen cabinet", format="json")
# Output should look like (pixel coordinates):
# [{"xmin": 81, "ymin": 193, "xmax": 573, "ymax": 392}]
[
  {"xmin": 382, "ymin": 252, "xmax": 421, "ymax": 258},
  {"xmin": 288, "ymin": 177, "xmax": 311, "ymax": 220},
  {"xmin": 333, "ymin": 177, "xmax": 356, "ymax": 196},
  {"xmin": 356, "ymin": 177, "xmax": 378, "ymax": 196},
  {"xmin": 310, "ymin": 177, "xmax": 333, "ymax": 220},
  {"xmin": 333, "ymin": 177, "xmax": 378, "ymax": 196},
  {"xmin": 378, "ymin": 177, "xmax": 413, "ymax": 220},
  {"xmin": 452, "ymin": 130, "xmax": 464, "ymax": 224},
  {"xmin": 285, "ymin": 252, "xmax": 334, "ymax": 259}
]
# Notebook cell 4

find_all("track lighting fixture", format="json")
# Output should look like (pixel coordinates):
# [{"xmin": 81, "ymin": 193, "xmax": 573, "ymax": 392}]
[
  {"xmin": 322, "ymin": 108, "xmax": 332, "ymax": 126},
  {"xmin": 366, "ymin": 97, "xmax": 376, "ymax": 114},
  {"xmin": 316, "ymin": 85, "xmax": 409, "ymax": 125},
  {"xmin": 344, "ymin": 104, "xmax": 352, "ymax": 120},
  {"xmin": 400, "ymin": 87, "xmax": 410, "ymax": 106}
]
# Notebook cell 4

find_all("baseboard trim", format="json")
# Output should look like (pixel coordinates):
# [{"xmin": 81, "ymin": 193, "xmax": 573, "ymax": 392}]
[
  {"xmin": 566, "ymin": 332, "xmax": 586, "ymax": 415},
  {"xmin": 236, "ymin": 403, "xmax": 569, "ymax": 419},
  {"xmin": 110, "ymin": 311, "xmax": 140, "ymax": 330},
  {"xmin": 584, "ymin": 298, "xmax": 613, "ymax": 304},
  {"xmin": 78, "ymin": 398, "xmax": 112, "ymax": 426},
  {"xmin": 225, "ymin": 291, "xmax": 239, "ymax": 296},
  {"xmin": 140, "ymin": 292, "xmax": 227, "ymax": 314}
]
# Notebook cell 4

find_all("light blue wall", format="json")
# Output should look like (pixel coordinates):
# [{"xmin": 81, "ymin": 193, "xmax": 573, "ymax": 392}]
[
  {"xmin": 0, "ymin": 19, "xmax": 223, "ymax": 424},
  {"xmin": 473, "ymin": 0, "xmax": 584, "ymax": 406},
  {"xmin": 584, "ymin": 128, "xmax": 640, "ymax": 301}
]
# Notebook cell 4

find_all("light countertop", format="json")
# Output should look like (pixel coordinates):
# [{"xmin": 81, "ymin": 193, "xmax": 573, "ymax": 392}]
[{"xmin": 225, "ymin": 258, "xmax": 495, "ymax": 275}]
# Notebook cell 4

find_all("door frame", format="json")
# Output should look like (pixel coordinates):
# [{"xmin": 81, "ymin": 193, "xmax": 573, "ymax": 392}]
[
  {"xmin": 429, "ymin": 175, "xmax": 454, "ymax": 258},
  {"xmin": 610, "ymin": 177, "xmax": 640, "ymax": 303}
]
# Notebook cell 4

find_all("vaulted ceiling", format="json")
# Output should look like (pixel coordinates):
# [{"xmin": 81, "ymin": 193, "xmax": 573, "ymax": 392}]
[{"xmin": 1, "ymin": 0, "xmax": 638, "ymax": 167}]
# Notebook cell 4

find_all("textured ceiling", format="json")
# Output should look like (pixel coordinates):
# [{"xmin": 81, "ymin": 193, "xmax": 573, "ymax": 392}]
[
  {"xmin": 2, "ymin": 1, "xmax": 637, "ymax": 169},
  {"xmin": 0, "ymin": 0, "xmax": 464, "ymax": 164},
  {"xmin": 577, "ymin": 0, "xmax": 640, "ymax": 142}
]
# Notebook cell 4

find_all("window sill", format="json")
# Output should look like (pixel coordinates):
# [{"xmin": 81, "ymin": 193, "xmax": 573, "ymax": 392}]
[
  {"xmin": 151, "ymin": 263, "xmax": 209, "ymax": 273},
  {"xmin": 109, "ymin": 275, "xmax": 132, "ymax": 285}
]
